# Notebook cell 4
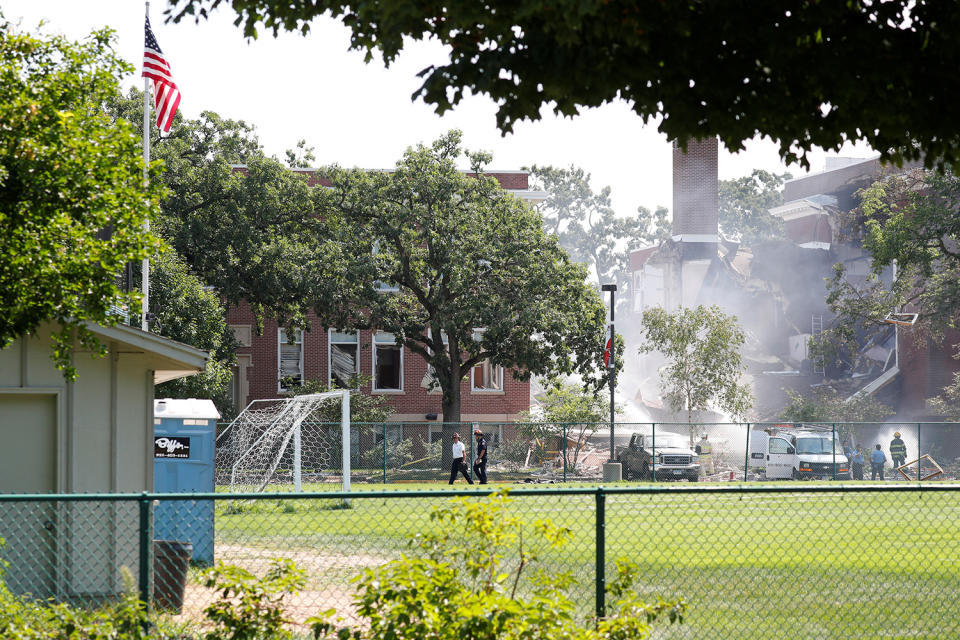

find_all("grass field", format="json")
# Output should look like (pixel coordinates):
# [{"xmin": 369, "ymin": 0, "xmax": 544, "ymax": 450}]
[{"xmin": 200, "ymin": 481, "xmax": 960, "ymax": 639}]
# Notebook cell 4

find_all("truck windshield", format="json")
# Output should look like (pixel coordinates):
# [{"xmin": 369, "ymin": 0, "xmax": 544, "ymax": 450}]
[
  {"xmin": 650, "ymin": 434, "xmax": 688, "ymax": 449},
  {"xmin": 796, "ymin": 437, "xmax": 841, "ymax": 455}
]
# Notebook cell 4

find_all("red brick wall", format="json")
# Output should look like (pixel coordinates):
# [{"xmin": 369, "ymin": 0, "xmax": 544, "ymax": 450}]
[{"xmin": 226, "ymin": 303, "xmax": 530, "ymax": 421}]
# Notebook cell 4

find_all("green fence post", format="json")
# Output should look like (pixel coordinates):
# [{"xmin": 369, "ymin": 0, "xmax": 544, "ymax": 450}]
[
  {"xmin": 383, "ymin": 423, "xmax": 387, "ymax": 484},
  {"xmin": 917, "ymin": 422, "xmax": 921, "ymax": 482},
  {"xmin": 563, "ymin": 423, "xmax": 567, "ymax": 483},
  {"xmin": 595, "ymin": 487, "xmax": 606, "ymax": 622},
  {"xmin": 832, "ymin": 423, "xmax": 837, "ymax": 480},
  {"xmin": 470, "ymin": 425, "xmax": 475, "ymax": 482},
  {"xmin": 138, "ymin": 492, "xmax": 152, "ymax": 614},
  {"xmin": 651, "ymin": 423, "xmax": 656, "ymax": 482},
  {"xmin": 744, "ymin": 424, "xmax": 751, "ymax": 482}
]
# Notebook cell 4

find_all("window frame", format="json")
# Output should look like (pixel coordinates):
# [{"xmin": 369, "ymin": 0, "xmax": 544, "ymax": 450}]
[
  {"xmin": 469, "ymin": 329, "xmax": 504, "ymax": 393},
  {"xmin": 277, "ymin": 328, "xmax": 304, "ymax": 393},
  {"xmin": 327, "ymin": 329, "xmax": 360, "ymax": 388},
  {"xmin": 372, "ymin": 331, "xmax": 404, "ymax": 393}
]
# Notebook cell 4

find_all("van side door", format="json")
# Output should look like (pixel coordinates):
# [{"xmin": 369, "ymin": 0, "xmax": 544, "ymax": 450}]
[{"xmin": 766, "ymin": 437, "xmax": 796, "ymax": 479}]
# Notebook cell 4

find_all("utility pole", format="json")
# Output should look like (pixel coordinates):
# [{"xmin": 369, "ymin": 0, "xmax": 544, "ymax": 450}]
[{"xmin": 601, "ymin": 283, "xmax": 621, "ymax": 482}]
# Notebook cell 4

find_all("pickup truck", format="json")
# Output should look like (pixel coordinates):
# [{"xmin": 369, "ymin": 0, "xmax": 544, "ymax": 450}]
[{"xmin": 617, "ymin": 431, "xmax": 700, "ymax": 481}]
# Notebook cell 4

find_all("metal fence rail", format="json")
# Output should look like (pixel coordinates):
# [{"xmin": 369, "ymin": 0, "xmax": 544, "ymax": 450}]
[
  {"xmin": 214, "ymin": 421, "xmax": 960, "ymax": 486},
  {"xmin": 1, "ymin": 484, "xmax": 959, "ymax": 638}
]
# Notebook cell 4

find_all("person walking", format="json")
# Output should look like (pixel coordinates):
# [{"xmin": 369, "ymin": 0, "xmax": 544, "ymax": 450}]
[
  {"xmin": 870, "ymin": 444, "xmax": 886, "ymax": 481},
  {"xmin": 890, "ymin": 432, "xmax": 907, "ymax": 471},
  {"xmin": 448, "ymin": 433, "xmax": 473, "ymax": 484},
  {"xmin": 472, "ymin": 427, "xmax": 488, "ymax": 485},
  {"xmin": 852, "ymin": 448, "xmax": 865, "ymax": 480}
]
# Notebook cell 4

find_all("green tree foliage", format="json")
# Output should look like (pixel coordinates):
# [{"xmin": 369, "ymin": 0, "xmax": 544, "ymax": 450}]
[
  {"xmin": 0, "ymin": 21, "xmax": 160, "ymax": 377},
  {"xmin": 521, "ymin": 378, "xmax": 620, "ymax": 471},
  {"xmin": 819, "ymin": 169, "xmax": 960, "ymax": 404},
  {"xmin": 203, "ymin": 559, "xmax": 306, "ymax": 640},
  {"xmin": 311, "ymin": 490, "xmax": 685, "ymax": 640},
  {"xmin": 108, "ymin": 89, "xmax": 327, "ymax": 334},
  {"xmin": 638, "ymin": 305, "xmax": 752, "ymax": 423},
  {"xmin": 780, "ymin": 388, "xmax": 894, "ymax": 424},
  {"xmin": 169, "ymin": 1, "xmax": 960, "ymax": 170},
  {"xmin": 527, "ymin": 165, "xmax": 669, "ymax": 287},
  {"xmin": 314, "ymin": 132, "xmax": 613, "ymax": 466},
  {"xmin": 718, "ymin": 170, "xmax": 790, "ymax": 244},
  {"xmin": 150, "ymin": 246, "xmax": 238, "ymax": 418}
]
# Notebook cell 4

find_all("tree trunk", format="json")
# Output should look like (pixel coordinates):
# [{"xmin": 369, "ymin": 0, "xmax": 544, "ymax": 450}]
[{"xmin": 439, "ymin": 364, "xmax": 463, "ymax": 471}]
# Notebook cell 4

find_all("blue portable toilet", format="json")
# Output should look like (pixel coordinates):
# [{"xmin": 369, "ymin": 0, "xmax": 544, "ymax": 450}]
[{"xmin": 154, "ymin": 398, "xmax": 220, "ymax": 565}]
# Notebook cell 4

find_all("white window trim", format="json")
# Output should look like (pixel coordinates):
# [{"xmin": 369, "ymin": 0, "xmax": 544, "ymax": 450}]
[
  {"xmin": 470, "ymin": 360, "xmax": 505, "ymax": 393},
  {"xmin": 469, "ymin": 328, "xmax": 504, "ymax": 393},
  {"xmin": 327, "ymin": 329, "xmax": 360, "ymax": 388},
  {"xmin": 372, "ymin": 331, "xmax": 404, "ymax": 393},
  {"xmin": 277, "ymin": 328, "xmax": 304, "ymax": 393}
]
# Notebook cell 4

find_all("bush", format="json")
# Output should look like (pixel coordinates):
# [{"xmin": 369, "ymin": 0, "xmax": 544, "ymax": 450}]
[{"xmin": 310, "ymin": 489, "xmax": 684, "ymax": 640}]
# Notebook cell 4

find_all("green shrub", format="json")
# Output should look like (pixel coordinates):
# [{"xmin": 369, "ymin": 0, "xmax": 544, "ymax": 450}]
[{"xmin": 310, "ymin": 489, "xmax": 684, "ymax": 640}]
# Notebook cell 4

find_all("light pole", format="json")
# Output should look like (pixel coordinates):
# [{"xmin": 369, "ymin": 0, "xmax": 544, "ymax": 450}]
[{"xmin": 600, "ymin": 283, "xmax": 621, "ymax": 482}]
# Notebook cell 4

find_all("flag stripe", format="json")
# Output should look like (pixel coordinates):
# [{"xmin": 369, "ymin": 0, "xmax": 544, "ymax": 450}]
[{"xmin": 142, "ymin": 16, "xmax": 180, "ymax": 133}]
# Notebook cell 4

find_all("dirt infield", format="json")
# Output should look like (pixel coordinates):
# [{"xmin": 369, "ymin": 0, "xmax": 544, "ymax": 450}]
[{"xmin": 172, "ymin": 544, "xmax": 388, "ymax": 627}]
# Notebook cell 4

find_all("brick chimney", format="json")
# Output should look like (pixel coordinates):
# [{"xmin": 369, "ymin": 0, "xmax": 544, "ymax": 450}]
[{"xmin": 672, "ymin": 137, "xmax": 719, "ymax": 259}]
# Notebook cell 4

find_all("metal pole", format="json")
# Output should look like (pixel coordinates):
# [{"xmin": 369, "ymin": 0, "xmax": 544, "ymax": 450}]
[
  {"xmin": 342, "ymin": 390, "xmax": 351, "ymax": 504},
  {"xmin": 293, "ymin": 422, "xmax": 302, "ymax": 492},
  {"xmin": 595, "ymin": 488, "xmax": 606, "ymax": 621},
  {"xmin": 141, "ymin": 2, "xmax": 151, "ymax": 331},
  {"xmin": 832, "ymin": 423, "xmax": 836, "ymax": 481},
  {"xmin": 609, "ymin": 290, "xmax": 616, "ymax": 461},
  {"xmin": 563, "ymin": 423, "xmax": 567, "ymax": 483},
  {"xmin": 917, "ymin": 422, "xmax": 921, "ymax": 482},
  {"xmin": 651, "ymin": 423, "xmax": 656, "ymax": 482},
  {"xmin": 382, "ymin": 423, "xmax": 387, "ymax": 484},
  {"xmin": 138, "ymin": 492, "xmax": 152, "ymax": 613},
  {"xmin": 744, "ymin": 424, "xmax": 751, "ymax": 482}
]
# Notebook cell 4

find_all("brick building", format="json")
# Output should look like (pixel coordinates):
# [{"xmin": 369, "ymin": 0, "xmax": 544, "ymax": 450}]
[{"xmin": 225, "ymin": 169, "xmax": 544, "ymax": 438}]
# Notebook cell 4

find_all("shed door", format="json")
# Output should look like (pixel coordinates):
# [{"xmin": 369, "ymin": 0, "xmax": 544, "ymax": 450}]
[{"xmin": 0, "ymin": 394, "xmax": 57, "ymax": 598}]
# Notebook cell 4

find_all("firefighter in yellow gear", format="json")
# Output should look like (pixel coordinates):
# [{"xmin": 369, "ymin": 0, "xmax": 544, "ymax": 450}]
[
  {"xmin": 696, "ymin": 434, "xmax": 713, "ymax": 476},
  {"xmin": 890, "ymin": 431, "xmax": 907, "ymax": 470}
]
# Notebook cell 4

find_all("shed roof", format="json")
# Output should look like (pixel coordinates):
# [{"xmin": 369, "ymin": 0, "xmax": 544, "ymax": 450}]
[{"xmin": 85, "ymin": 322, "xmax": 208, "ymax": 384}]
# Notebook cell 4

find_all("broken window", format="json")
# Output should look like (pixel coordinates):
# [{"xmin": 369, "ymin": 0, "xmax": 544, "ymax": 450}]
[
  {"xmin": 470, "ymin": 329, "xmax": 503, "ymax": 392},
  {"xmin": 278, "ymin": 329, "xmax": 303, "ymax": 392},
  {"xmin": 373, "ymin": 331, "xmax": 403, "ymax": 391},
  {"xmin": 329, "ymin": 330, "xmax": 359, "ymax": 388}
]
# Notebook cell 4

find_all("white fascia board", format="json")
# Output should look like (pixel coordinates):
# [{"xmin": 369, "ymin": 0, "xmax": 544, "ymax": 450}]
[
  {"xmin": 84, "ymin": 322, "xmax": 208, "ymax": 383},
  {"xmin": 511, "ymin": 189, "xmax": 550, "ymax": 202},
  {"xmin": 798, "ymin": 241, "xmax": 831, "ymax": 250},
  {"xmin": 769, "ymin": 199, "xmax": 825, "ymax": 221},
  {"xmin": 846, "ymin": 365, "xmax": 899, "ymax": 401}
]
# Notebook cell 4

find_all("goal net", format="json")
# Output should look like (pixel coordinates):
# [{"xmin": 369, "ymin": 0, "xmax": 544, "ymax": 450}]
[{"xmin": 215, "ymin": 391, "xmax": 351, "ymax": 493}]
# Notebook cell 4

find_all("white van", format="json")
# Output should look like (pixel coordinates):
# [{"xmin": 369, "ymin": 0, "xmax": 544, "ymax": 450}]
[{"xmin": 749, "ymin": 429, "xmax": 851, "ymax": 480}]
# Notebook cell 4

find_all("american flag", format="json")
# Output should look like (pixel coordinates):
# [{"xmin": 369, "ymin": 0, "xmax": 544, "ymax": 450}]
[{"xmin": 142, "ymin": 15, "xmax": 181, "ymax": 133}]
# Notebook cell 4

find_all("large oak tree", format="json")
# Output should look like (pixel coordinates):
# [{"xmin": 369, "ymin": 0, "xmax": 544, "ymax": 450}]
[
  {"xmin": 169, "ymin": 1, "xmax": 960, "ymax": 169},
  {"xmin": 315, "ymin": 131, "xmax": 612, "ymax": 465}
]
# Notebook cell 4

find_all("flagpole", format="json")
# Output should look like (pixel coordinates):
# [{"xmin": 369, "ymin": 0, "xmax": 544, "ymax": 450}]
[{"xmin": 141, "ymin": 1, "xmax": 151, "ymax": 331}]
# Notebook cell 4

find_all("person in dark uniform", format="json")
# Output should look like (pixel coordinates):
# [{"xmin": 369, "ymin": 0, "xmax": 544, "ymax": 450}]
[
  {"xmin": 473, "ymin": 427, "xmax": 488, "ymax": 484},
  {"xmin": 890, "ymin": 432, "xmax": 907, "ymax": 471},
  {"xmin": 448, "ymin": 433, "xmax": 473, "ymax": 485}
]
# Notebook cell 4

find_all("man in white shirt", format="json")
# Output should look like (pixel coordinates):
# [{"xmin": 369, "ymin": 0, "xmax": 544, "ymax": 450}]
[{"xmin": 448, "ymin": 433, "xmax": 474, "ymax": 484}]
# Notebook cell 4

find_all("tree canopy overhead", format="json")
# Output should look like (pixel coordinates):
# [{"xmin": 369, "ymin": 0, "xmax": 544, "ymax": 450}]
[{"xmin": 170, "ymin": 1, "xmax": 960, "ymax": 169}]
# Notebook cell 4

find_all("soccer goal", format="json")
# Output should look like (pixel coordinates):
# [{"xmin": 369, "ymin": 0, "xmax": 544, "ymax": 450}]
[{"xmin": 215, "ymin": 391, "xmax": 351, "ymax": 493}]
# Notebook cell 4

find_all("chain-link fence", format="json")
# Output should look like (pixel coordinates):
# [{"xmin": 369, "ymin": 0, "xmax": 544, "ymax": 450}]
[
  {"xmin": 1, "ymin": 485, "xmax": 959, "ymax": 637},
  {"xmin": 214, "ymin": 421, "xmax": 960, "ymax": 487}
]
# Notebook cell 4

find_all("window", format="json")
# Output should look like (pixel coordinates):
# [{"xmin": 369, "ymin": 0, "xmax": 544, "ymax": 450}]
[
  {"xmin": 472, "ymin": 359, "xmax": 504, "ymax": 392},
  {"xmin": 769, "ymin": 437, "xmax": 794, "ymax": 455},
  {"xmin": 328, "ymin": 330, "xmax": 359, "ymax": 388},
  {"xmin": 421, "ymin": 330, "xmax": 448, "ymax": 393},
  {"xmin": 373, "ymin": 331, "xmax": 403, "ymax": 391},
  {"xmin": 470, "ymin": 329, "xmax": 503, "ymax": 392},
  {"xmin": 278, "ymin": 329, "xmax": 304, "ymax": 392}
]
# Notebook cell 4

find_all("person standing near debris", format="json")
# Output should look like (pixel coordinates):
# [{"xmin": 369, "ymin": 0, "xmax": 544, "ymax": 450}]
[
  {"xmin": 890, "ymin": 432, "xmax": 907, "ymax": 470},
  {"xmin": 473, "ymin": 427, "xmax": 488, "ymax": 485},
  {"xmin": 852, "ymin": 448, "xmax": 865, "ymax": 480},
  {"xmin": 870, "ymin": 444, "xmax": 886, "ymax": 481},
  {"xmin": 696, "ymin": 433, "xmax": 713, "ymax": 477},
  {"xmin": 448, "ymin": 433, "xmax": 473, "ymax": 485}
]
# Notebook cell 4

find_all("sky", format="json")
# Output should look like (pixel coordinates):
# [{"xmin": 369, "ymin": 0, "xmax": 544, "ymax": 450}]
[{"xmin": 6, "ymin": 0, "xmax": 876, "ymax": 216}]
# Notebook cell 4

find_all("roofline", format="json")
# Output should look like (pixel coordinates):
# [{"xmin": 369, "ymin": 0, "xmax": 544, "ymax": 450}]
[
  {"xmin": 84, "ymin": 322, "xmax": 208, "ymax": 383},
  {"xmin": 230, "ymin": 164, "xmax": 529, "ymax": 175}
]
